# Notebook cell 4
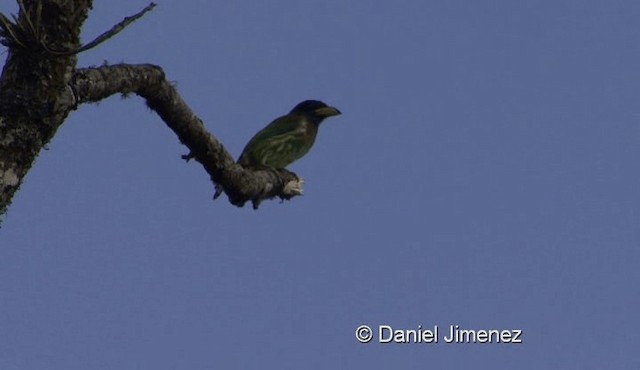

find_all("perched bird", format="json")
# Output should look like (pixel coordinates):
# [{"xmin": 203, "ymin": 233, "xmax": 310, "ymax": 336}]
[{"xmin": 238, "ymin": 100, "xmax": 341, "ymax": 169}]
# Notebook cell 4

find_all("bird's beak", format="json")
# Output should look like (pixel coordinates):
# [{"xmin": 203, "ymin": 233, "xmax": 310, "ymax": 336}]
[{"xmin": 314, "ymin": 106, "xmax": 341, "ymax": 117}]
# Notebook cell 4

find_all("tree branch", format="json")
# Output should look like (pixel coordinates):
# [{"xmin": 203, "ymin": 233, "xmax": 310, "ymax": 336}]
[
  {"xmin": 1, "ymin": 2, "xmax": 156, "ymax": 56},
  {"xmin": 71, "ymin": 64, "xmax": 304, "ymax": 209},
  {"xmin": 54, "ymin": 2, "xmax": 157, "ymax": 56}
]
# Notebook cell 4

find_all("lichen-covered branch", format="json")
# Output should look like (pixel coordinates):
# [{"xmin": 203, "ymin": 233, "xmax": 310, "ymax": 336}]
[{"xmin": 72, "ymin": 64, "xmax": 303, "ymax": 208}]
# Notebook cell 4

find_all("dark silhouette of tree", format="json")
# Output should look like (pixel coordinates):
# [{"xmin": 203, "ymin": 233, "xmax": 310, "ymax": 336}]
[{"xmin": 0, "ymin": 0, "xmax": 304, "ymax": 219}]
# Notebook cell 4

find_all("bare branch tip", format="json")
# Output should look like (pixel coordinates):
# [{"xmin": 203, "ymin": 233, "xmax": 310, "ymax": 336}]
[
  {"xmin": 252, "ymin": 199, "xmax": 262, "ymax": 210},
  {"xmin": 181, "ymin": 152, "xmax": 195, "ymax": 162},
  {"xmin": 213, "ymin": 184, "xmax": 224, "ymax": 199}
]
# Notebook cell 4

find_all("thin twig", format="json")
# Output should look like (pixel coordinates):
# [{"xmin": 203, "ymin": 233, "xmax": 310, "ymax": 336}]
[
  {"xmin": 43, "ymin": 2, "xmax": 156, "ymax": 56},
  {"xmin": 73, "ymin": 2, "xmax": 157, "ymax": 55},
  {"xmin": 1, "ymin": 2, "xmax": 156, "ymax": 55}
]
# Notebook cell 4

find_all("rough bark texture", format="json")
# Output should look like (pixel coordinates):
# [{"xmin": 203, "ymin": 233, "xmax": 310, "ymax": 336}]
[{"xmin": 0, "ymin": 1, "xmax": 303, "ymax": 218}]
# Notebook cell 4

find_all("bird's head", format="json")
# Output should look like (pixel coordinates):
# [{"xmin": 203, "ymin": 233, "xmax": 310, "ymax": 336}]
[{"xmin": 290, "ymin": 100, "xmax": 341, "ymax": 125}]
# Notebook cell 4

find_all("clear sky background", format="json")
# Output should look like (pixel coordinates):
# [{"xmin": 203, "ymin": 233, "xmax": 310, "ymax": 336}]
[{"xmin": 1, "ymin": 0, "xmax": 639, "ymax": 368}]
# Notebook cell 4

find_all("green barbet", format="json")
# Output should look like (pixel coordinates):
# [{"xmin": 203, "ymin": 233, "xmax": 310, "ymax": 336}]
[{"xmin": 238, "ymin": 100, "xmax": 341, "ymax": 169}]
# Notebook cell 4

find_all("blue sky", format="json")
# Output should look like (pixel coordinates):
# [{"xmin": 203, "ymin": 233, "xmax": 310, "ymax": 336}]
[{"xmin": 1, "ymin": 0, "xmax": 639, "ymax": 368}]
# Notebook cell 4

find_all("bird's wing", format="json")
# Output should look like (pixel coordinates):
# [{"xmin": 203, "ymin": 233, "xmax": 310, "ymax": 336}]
[
  {"xmin": 238, "ymin": 114, "xmax": 312, "ymax": 167},
  {"xmin": 240, "ymin": 115, "xmax": 305, "ymax": 152}
]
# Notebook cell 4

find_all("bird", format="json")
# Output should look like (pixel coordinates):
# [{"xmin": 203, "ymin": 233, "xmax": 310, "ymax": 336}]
[{"xmin": 237, "ymin": 100, "xmax": 341, "ymax": 169}]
